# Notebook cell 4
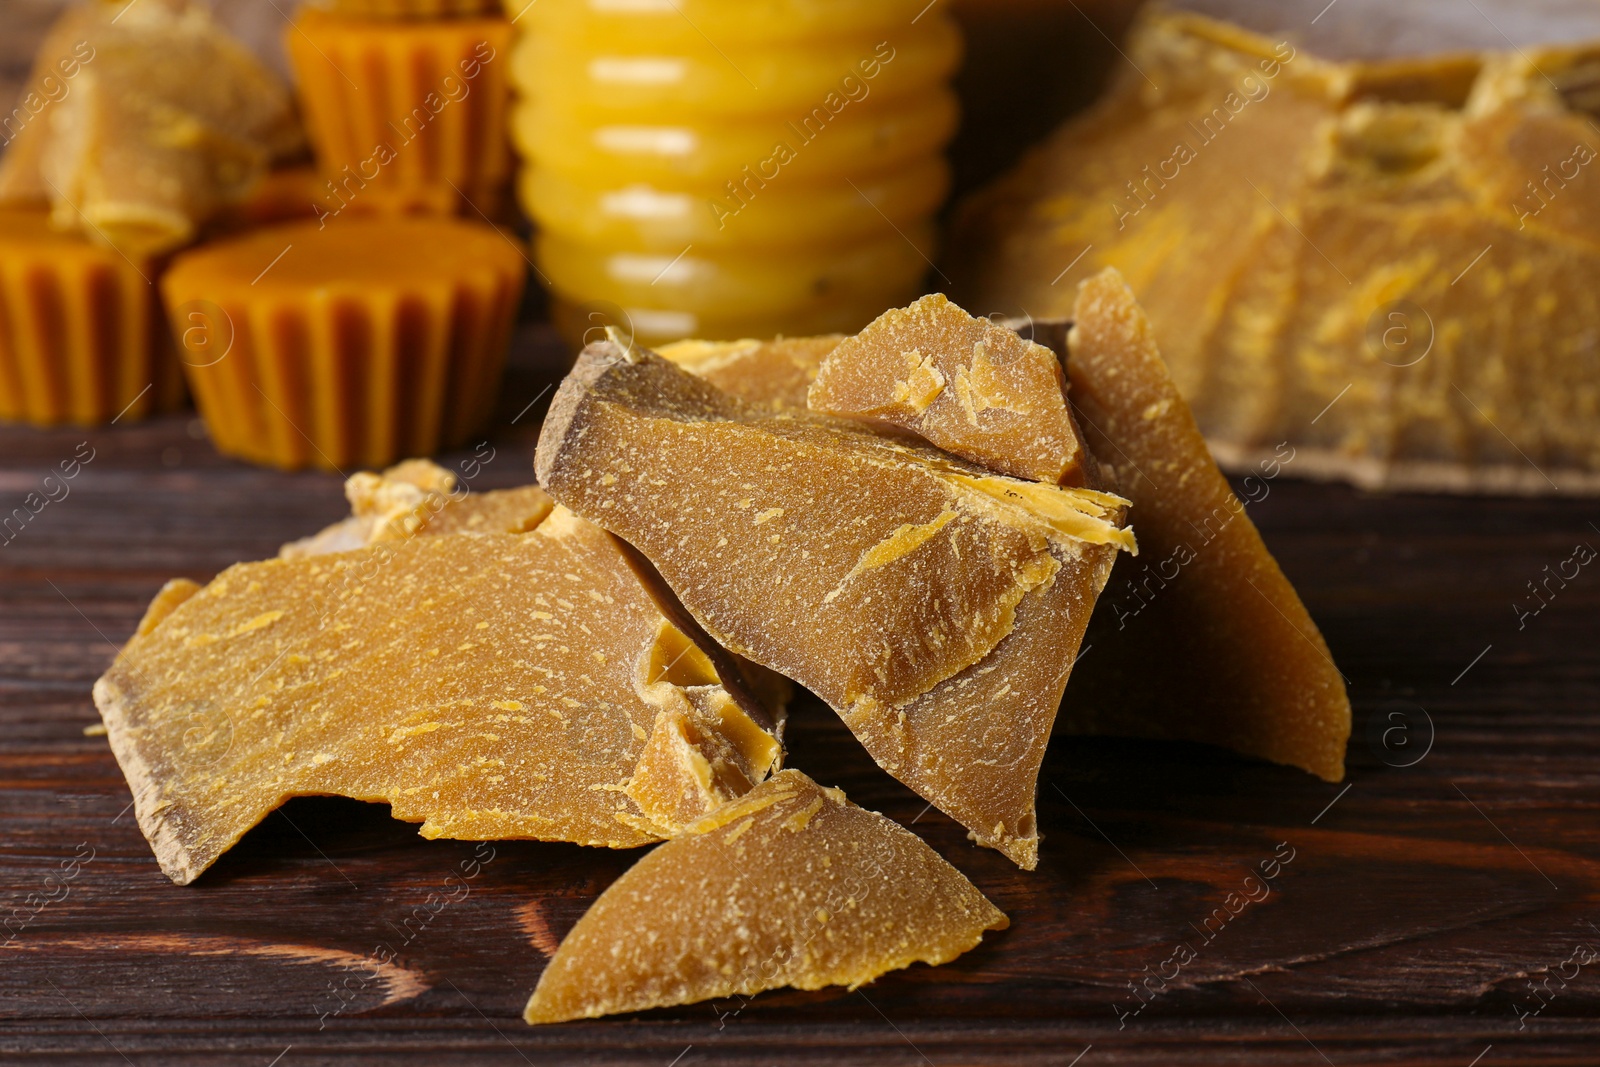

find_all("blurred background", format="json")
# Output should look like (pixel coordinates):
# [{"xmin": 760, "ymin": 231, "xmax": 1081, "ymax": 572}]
[
  {"xmin": 1, "ymin": 0, "xmax": 1594, "ymax": 486},
  {"xmin": 0, "ymin": 0, "xmax": 1142, "ymax": 199}
]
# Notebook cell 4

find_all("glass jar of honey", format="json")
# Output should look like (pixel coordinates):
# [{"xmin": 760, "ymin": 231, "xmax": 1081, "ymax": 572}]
[{"xmin": 509, "ymin": 0, "xmax": 962, "ymax": 346}]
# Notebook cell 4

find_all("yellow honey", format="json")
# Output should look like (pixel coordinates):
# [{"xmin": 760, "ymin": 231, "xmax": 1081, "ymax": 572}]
[{"xmin": 509, "ymin": 0, "xmax": 962, "ymax": 345}]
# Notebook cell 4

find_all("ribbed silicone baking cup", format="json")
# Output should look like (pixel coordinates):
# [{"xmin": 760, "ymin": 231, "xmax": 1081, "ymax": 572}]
[
  {"xmin": 0, "ymin": 208, "xmax": 184, "ymax": 425},
  {"xmin": 286, "ymin": 10, "xmax": 513, "ymax": 197},
  {"xmin": 161, "ymin": 216, "xmax": 524, "ymax": 470}
]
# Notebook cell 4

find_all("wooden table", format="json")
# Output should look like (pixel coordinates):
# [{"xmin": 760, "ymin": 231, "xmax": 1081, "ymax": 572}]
[{"xmin": 3, "ymin": 325, "xmax": 1598, "ymax": 1066}]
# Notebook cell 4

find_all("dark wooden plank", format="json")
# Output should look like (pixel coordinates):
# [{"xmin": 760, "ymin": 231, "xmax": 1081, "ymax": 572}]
[{"xmin": 2, "ymin": 325, "xmax": 1599, "ymax": 1065}]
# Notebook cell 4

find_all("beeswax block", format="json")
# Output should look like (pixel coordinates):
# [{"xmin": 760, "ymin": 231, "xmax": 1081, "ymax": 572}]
[
  {"xmin": 536, "ymin": 340, "xmax": 1132, "ymax": 867},
  {"xmin": 278, "ymin": 456, "xmax": 795, "ymax": 724},
  {"xmin": 0, "ymin": 207, "xmax": 184, "ymax": 426},
  {"xmin": 162, "ymin": 217, "xmax": 524, "ymax": 471},
  {"xmin": 664, "ymin": 282, "xmax": 1350, "ymax": 782},
  {"xmin": 524, "ymin": 769, "xmax": 1007, "ymax": 1024},
  {"xmin": 94, "ymin": 507, "xmax": 784, "ymax": 884},
  {"xmin": 1058, "ymin": 269, "xmax": 1351, "ymax": 781},
  {"xmin": 286, "ymin": 10, "xmax": 512, "ymax": 200},
  {"xmin": 950, "ymin": 2, "xmax": 1600, "ymax": 493},
  {"xmin": 808, "ymin": 295, "xmax": 1090, "ymax": 485}
]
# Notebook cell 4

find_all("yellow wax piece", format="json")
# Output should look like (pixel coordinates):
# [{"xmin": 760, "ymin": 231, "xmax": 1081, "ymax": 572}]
[
  {"xmin": 0, "ymin": 1, "xmax": 303, "ymax": 256},
  {"xmin": 809, "ymin": 294, "xmax": 1094, "ymax": 485},
  {"xmin": 94, "ymin": 506, "xmax": 785, "ymax": 884},
  {"xmin": 524, "ymin": 770, "xmax": 1007, "ymax": 1024},
  {"xmin": 287, "ymin": 10, "xmax": 513, "ymax": 200},
  {"xmin": 534, "ymin": 339, "xmax": 1131, "ymax": 865},
  {"xmin": 162, "ymin": 217, "xmax": 524, "ymax": 470},
  {"xmin": 0, "ymin": 207, "xmax": 184, "ymax": 426}
]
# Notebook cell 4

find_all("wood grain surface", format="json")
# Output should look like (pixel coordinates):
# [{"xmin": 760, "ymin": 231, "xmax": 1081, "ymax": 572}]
[{"xmin": 2, "ymin": 324, "xmax": 1599, "ymax": 1066}]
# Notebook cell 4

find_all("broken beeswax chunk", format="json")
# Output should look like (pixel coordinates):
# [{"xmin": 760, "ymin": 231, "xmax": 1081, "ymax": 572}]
[
  {"xmin": 808, "ymin": 294, "xmax": 1091, "ymax": 485},
  {"xmin": 660, "ymin": 303, "xmax": 1347, "ymax": 783},
  {"xmin": 94, "ymin": 506, "xmax": 784, "ymax": 884},
  {"xmin": 536, "ymin": 340, "xmax": 1133, "ymax": 867},
  {"xmin": 524, "ymin": 768, "xmax": 1007, "ymax": 1024},
  {"xmin": 135, "ymin": 578, "xmax": 203, "ymax": 638},
  {"xmin": 1058, "ymin": 268, "xmax": 1351, "ymax": 781},
  {"xmin": 0, "ymin": 1, "xmax": 304, "ymax": 254},
  {"xmin": 279, "ymin": 459, "xmax": 553, "ymax": 558},
  {"xmin": 857, "ymin": 525, "xmax": 1114, "ymax": 869},
  {"xmin": 658, "ymin": 335, "xmax": 844, "ymax": 415},
  {"xmin": 948, "ymin": 3, "xmax": 1600, "ymax": 493},
  {"xmin": 278, "ymin": 457, "xmax": 793, "ymax": 726}
]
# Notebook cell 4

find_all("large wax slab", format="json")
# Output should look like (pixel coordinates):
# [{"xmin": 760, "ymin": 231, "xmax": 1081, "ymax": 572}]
[
  {"xmin": 653, "ymin": 282, "xmax": 1351, "ymax": 783},
  {"xmin": 949, "ymin": 4, "xmax": 1600, "ymax": 494},
  {"xmin": 536, "ymin": 340, "xmax": 1131, "ymax": 867},
  {"xmin": 1059, "ymin": 268, "xmax": 1351, "ymax": 782},
  {"xmin": 94, "ymin": 507, "xmax": 783, "ymax": 884}
]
